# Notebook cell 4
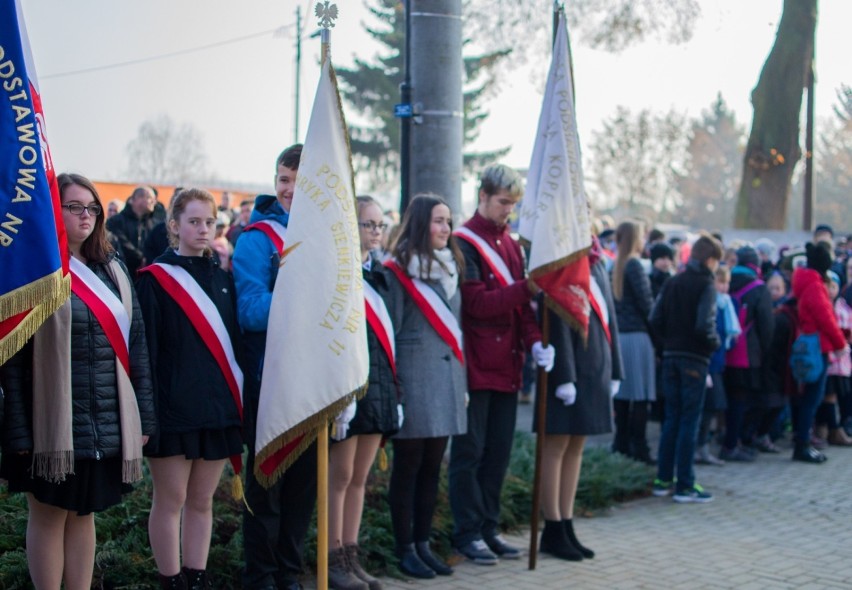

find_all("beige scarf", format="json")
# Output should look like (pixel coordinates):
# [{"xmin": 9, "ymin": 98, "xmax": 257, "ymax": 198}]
[{"xmin": 32, "ymin": 259, "xmax": 144, "ymax": 483}]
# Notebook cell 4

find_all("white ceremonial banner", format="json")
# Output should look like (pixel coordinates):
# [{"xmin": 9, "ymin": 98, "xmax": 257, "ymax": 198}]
[
  {"xmin": 254, "ymin": 55, "xmax": 368, "ymax": 485},
  {"xmin": 519, "ymin": 11, "xmax": 593, "ymax": 336}
]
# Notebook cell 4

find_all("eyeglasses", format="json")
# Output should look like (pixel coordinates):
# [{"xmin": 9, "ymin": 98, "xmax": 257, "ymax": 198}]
[
  {"xmin": 359, "ymin": 221, "xmax": 388, "ymax": 232},
  {"xmin": 62, "ymin": 203, "xmax": 102, "ymax": 216}
]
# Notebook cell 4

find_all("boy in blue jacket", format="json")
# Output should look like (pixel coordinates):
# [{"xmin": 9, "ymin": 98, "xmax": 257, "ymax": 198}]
[{"xmin": 233, "ymin": 144, "xmax": 317, "ymax": 590}]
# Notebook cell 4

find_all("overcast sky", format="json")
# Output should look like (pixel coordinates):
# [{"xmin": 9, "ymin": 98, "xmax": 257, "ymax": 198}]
[{"xmin": 20, "ymin": 0, "xmax": 849, "ymax": 213}]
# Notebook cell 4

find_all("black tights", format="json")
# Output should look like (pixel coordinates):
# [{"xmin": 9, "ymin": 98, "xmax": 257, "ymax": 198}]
[{"xmin": 388, "ymin": 436, "xmax": 448, "ymax": 547}]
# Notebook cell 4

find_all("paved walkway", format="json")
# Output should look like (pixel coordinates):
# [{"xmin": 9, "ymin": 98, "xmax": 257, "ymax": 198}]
[{"xmin": 371, "ymin": 402, "xmax": 852, "ymax": 589}]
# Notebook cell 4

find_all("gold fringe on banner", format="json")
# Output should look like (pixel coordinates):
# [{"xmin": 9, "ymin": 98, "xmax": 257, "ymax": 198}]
[
  {"xmin": 0, "ymin": 270, "xmax": 70, "ymax": 365},
  {"xmin": 253, "ymin": 381, "xmax": 368, "ymax": 488}
]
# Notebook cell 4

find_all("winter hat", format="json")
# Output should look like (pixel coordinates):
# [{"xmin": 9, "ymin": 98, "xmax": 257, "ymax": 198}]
[
  {"xmin": 827, "ymin": 270, "xmax": 841, "ymax": 286},
  {"xmin": 805, "ymin": 241, "xmax": 833, "ymax": 275},
  {"xmin": 755, "ymin": 238, "xmax": 777, "ymax": 261},
  {"xmin": 649, "ymin": 242, "xmax": 674, "ymax": 263},
  {"xmin": 735, "ymin": 245, "xmax": 760, "ymax": 270}
]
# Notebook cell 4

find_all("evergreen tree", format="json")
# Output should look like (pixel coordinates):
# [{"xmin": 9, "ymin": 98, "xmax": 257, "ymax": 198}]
[
  {"xmin": 675, "ymin": 94, "xmax": 746, "ymax": 229},
  {"xmin": 336, "ymin": 0, "xmax": 509, "ymax": 192}
]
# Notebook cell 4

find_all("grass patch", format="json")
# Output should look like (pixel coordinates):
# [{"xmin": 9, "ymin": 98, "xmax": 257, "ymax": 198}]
[{"xmin": 0, "ymin": 432, "xmax": 652, "ymax": 588}]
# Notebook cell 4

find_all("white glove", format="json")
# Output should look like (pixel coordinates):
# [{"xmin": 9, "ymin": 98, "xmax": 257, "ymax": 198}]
[
  {"xmin": 465, "ymin": 392, "xmax": 470, "ymax": 407},
  {"xmin": 332, "ymin": 400, "xmax": 357, "ymax": 441},
  {"xmin": 532, "ymin": 341, "xmax": 555, "ymax": 372},
  {"xmin": 555, "ymin": 383, "xmax": 577, "ymax": 406},
  {"xmin": 705, "ymin": 374, "xmax": 713, "ymax": 388},
  {"xmin": 397, "ymin": 404, "xmax": 404, "ymax": 429},
  {"xmin": 610, "ymin": 380, "xmax": 621, "ymax": 398}
]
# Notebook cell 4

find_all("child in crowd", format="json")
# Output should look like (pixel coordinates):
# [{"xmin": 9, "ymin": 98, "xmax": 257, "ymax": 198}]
[
  {"xmin": 766, "ymin": 271, "xmax": 789, "ymax": 307},
  {"xmin": 649, "ymin": 242, "xmax": 675, "ymax": 299},
  {"xmin": 815, "ymin": 271, "xmax": 852, "ymax": 446},
  {"xmin": 650, "ymin": 234, "xmax": 723, "ymax": 502},
  {"xmin": 696, "ymin": 266, "xmax": 740, "ymax": 465}
]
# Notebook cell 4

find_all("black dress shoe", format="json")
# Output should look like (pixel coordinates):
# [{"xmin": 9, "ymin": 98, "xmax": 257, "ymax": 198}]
[
  {"xmin": 415, "ymin": 541, "xmax": 453, "ymax": 575},
  {"xmin": 397, "ymin": 544, "xmax": 435, "ymax": 579},
  {"xmin": 484, "ymin": 534, "xmax": 522, "ymax": 560},
  {"xmin": 793, "ymin": 445, "xmax": 827, "ymax": 463}
]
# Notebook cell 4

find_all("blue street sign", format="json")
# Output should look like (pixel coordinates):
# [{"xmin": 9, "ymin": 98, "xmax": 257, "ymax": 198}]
[{"xmin": 394, "ymin": 103, "xmax": 413, "ymax": 118}]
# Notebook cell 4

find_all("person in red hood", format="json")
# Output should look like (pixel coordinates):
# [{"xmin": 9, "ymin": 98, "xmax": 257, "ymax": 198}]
[{"xmin": 790, "ymin": 241, "xmax": 849, "ymax": 463}]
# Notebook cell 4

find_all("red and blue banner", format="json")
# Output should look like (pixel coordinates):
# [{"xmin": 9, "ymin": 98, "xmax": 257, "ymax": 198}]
[{"xmin": 0, "ymin": 0, "xmax": 69, "ymax": 365}]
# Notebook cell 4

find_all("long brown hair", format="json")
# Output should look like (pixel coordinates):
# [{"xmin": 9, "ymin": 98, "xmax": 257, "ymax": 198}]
[
  {"xmin": 391, "ymin": 193, "xmax": 464, "ymax": 280},
  {"xmin": 57, "ymin": 172, "xmax": 113, "ymax": 264},
  {"xmin": 611, "ymin": 220, "xmax": 643, "ymax": 300}
]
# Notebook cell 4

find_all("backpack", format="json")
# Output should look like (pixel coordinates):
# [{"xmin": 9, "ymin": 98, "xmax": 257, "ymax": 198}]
[
  {"xmin": 725, "ymin": 279, "xmax": 763, "ymax": 369},
  {"xmin": 789, "ymin": 332, "xmax": 824, "ymax": 384}
]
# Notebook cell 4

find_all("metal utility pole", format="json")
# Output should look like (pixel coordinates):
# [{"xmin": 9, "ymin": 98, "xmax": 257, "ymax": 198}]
[
  {"xmin": 294, "ymin": 6, "xmax": 302, "ymax": 143},
  {"xmin": 399, "ymin": 0, "xmax": 413, "ymax": 214},
  {"xmin": 409, "ymin": 0, "xmax": 463, "ymax": 216}
]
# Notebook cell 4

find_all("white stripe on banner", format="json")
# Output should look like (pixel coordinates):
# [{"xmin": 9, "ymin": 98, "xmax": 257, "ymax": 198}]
[{"xmin": 69, "ymin": 257, "xmax": 130, "ymax": 347}]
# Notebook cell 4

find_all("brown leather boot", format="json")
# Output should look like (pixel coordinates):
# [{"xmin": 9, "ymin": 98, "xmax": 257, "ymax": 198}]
[
  {"xmin": 328, "ymin": 547, "xmax": 369, "ymax": 590},
  {"xmin": 829, "ymin": 428, "xmax": 852, "ymax": 446},
  {"xmin": 344, "ymin": 544, "xmax": 383, "ymax": 590}
]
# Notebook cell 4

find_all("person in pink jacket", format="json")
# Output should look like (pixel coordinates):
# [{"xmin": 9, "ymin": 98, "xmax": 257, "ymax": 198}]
[{"xmin": 790, "ymin": 242, "xmax": 849, "ymax": 463}]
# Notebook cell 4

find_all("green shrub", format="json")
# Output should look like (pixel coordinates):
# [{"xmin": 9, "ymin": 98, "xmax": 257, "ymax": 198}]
[{"xmin": 0, "ymin": 432, "xmax": 651, "ymax": 588}]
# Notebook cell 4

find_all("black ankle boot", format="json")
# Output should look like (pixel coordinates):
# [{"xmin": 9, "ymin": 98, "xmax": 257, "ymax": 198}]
[
  {"xmin": 415, "ymin": 541, "xmax": 453, "ymax": 576},
  {"xmin": 563, "ymin": 519, "xmax": 594, "ymax": 559},
  {"xmin": 397, "ymin": 543, "xmax": 435, "ymax": 579},
  {"xmin": 181, "ymin": 567, "xmax": 209, "ymax": 590},
  {"xmin": 539, "ymin": 520, "xmax": 582, "ymax": 561},
  {"xmin": 159, "ymin": 572, "xmax": 187, "ymax": 590}
]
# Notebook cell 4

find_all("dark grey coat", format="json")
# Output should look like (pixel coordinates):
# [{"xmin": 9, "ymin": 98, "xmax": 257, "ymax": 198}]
[
  {"xmin": 386, "ymin": 271, "xmax": 467, "ymax": 439},
  {"xmin": 534, "ymin": 261, "xmax": 624, "ymax": 435}
]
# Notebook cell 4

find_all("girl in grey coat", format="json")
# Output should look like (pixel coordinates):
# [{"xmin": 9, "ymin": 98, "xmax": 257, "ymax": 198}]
[{"xmin": 385, "ymin": 194, "xmax": 467, "ymax": 579}]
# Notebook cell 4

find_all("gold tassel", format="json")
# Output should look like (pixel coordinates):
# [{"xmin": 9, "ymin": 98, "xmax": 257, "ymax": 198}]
[
  {"xmin": 378, "ymin": 447, "xmax": 388, "ymax": 471},
  {"xmin": 331, "ymin": 422, "xmax": 338, "ymax": 440},
  {"xmin": 231, "ymin": 474, "xmax": 244, "ymax": 502}
]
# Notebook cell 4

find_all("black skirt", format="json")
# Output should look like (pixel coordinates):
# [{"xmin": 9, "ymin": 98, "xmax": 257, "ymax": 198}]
[
  {"xmin": 1, "ymin": 453, "xmax": 130, "ymax": 515},
  {"xmin": 145, "ymin": 426, "xmax": 243, "ymax": 460}
]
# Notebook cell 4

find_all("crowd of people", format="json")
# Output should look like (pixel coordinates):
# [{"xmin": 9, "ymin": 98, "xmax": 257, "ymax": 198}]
[{"xmin": 1, "ymin": 146, "xmax": 850, "ymax": 589}]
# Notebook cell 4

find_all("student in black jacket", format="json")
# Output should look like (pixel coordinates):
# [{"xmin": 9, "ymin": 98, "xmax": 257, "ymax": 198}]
[
  {"xmin": 136, "ymin": 188, "xmax": 243, "ymax": 589},
  {"xmin": 649, "ymin": 233, "xmax": 723, "ymax": 503}
]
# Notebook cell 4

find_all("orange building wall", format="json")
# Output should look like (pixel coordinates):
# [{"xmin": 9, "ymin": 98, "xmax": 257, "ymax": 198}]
[{"xmin": 92, "ymin": 181, "xmax": 254, "ymax": 208}]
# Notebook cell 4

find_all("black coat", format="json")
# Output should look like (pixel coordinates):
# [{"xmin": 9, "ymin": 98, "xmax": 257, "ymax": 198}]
[
  {"xmin": 615, "ymin": 257, "xmax": 654, "ymax": 333},
  {"xmin": 106, "ymin": 202, "xmax": 166, "ymax": 276},
  {"xmin": 347, "ymin": 261, "xmax": 404, "ymax": 437},
  {"xmin": 2, "ymin": 259, "xmax": 156, "ymax": 459},
  {"xmin": 535, "ymin": 260, "xmax": 624, "ymax": 435},
  {"xmin": 136, "ymin": 251, "xmax": 242, "ymax": 445},
  {"xmin": 649, "ymin": 259, "xmax": 720, "ymax": 363}
]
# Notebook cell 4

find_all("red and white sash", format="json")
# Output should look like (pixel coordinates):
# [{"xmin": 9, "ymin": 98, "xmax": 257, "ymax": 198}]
[
  {"xmin": 140, "ymin": 263, "xmax": 244, "ymax": 418},
  {"xmin": 70, "ymin": 257, "xmax": 131, "ymax": 373},
  {"xmin": 244, "ymin": 219, "xmax": 287, "ymax": 256},
  {"xmin": 454, "ymin": 226, "xmax": 515, "ymax": 287},
  {"xmin": 589, "ymin": 277, "xmax": 612, "ymax": 344},
  {"xmin": 364, "ymin": 281, "xmax": 396, "ymax": 378},
  {"xmin": 385, "ymin": 260, "xmax": 464, "ymax": 364}
]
